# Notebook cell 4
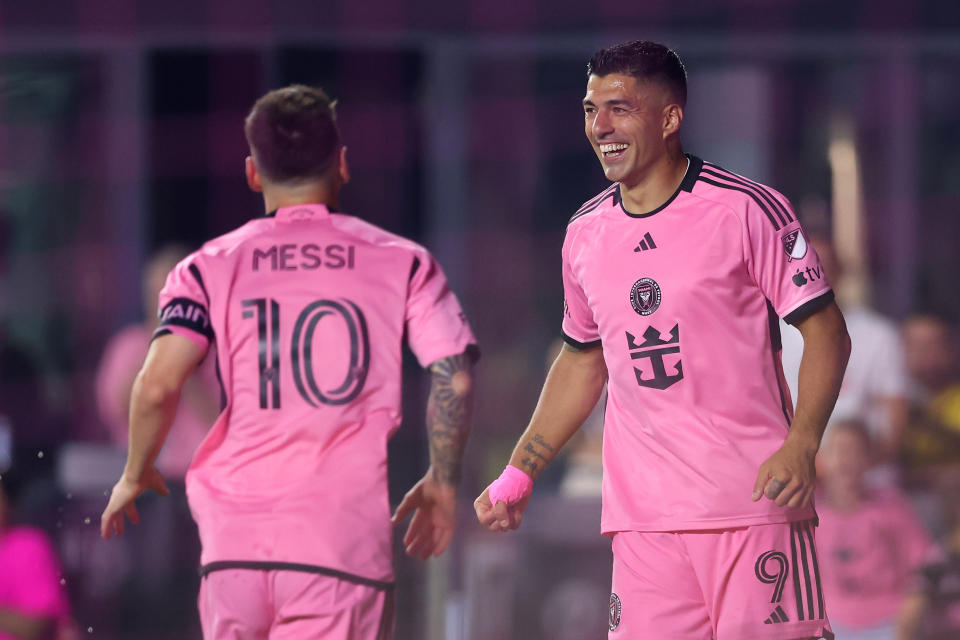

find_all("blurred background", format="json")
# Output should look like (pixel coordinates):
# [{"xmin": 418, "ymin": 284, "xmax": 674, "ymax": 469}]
[{"xmin": 1, "ymin": 1, "xmax": 960, "ymax": 639}]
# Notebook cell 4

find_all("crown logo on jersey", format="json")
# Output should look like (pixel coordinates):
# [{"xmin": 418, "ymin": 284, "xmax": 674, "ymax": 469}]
[
  {"xmin": 782, "ymin": 229, "xmax": 807, "ymax": 261},
  {"xmin": 626, "ymin": 324, "xmax": 683, "ymax": 390}
]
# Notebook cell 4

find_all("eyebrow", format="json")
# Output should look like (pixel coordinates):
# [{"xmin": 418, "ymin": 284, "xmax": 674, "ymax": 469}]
[{"xmin": 582, "ymin": 98, "xmax": 633, "ymax": 107}]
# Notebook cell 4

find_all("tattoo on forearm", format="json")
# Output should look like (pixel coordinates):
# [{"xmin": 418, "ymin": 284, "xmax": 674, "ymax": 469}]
[
  {"xmin": 427, "ymin": 353, "xmax": 474, "ymax": 485},
  {"xmin": 519, "ymin": 432, "xmax": 556, "ymax": 477}
]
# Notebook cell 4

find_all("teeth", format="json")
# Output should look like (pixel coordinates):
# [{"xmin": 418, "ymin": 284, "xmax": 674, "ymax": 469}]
[{"xmin": 600, "ymin": 143, "xmax": 629, "ymax": 153}]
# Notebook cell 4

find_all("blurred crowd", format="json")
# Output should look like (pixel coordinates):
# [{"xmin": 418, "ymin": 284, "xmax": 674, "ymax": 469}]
[{"xmin": 2, "ymin": 234, "xmax": 960, "ymax": 640}]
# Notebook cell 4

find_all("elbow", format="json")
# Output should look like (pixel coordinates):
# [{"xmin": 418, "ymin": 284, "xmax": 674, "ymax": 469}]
[{"xmin": 133, "ymin": 370, "xmax": 182, "ymax": 409}]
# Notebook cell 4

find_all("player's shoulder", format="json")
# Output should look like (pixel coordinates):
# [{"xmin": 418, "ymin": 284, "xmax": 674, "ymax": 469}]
[
  {"xmin": 567, "ymin": 183, "xmax": 619, "ymax": 228},
  {"xmin": 691, "ymin": 159, "xmax": 796, "ymax": 231},
  {"xmin": 330, "ymin": 212, "xmax": 431, "ymax": 258}
]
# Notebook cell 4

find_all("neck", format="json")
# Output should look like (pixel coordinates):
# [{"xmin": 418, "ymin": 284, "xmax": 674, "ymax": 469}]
[
  {"xmin": 262, "ymin": 182, "xmax": 339, "ymax": 214},
  {"xmin": 619, "ymin": 146, "xmax": 687, "ymax": 214}
]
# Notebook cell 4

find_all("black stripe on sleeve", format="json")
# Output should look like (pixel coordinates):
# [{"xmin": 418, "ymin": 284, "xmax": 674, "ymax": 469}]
[
  {"xmin": 702, "ymin": 164, "xmax": 794, "ymax": 225},
  {"xmin": 199, "ymin": 561, "xmax": 395, "ymax": 591},
  {"xmin": 803, "ymin": 521, "xmax": 826, "ymax": 619},
  {"xmin": 569, "ymin": 185, "xmax": 618, "ymax": 225},
  {"xmin": 790, "ymin": 523, "xmax": 805, "ymax": 621},
  {"xmin": 188, "ymin": 263, "xmax": 210, "ymax": 306},
  {"xmin": 782, "ymin": 290, "xmax": 835, "ymax": 326},
  {"xmin": 561, "ymin": 330, "xmax": 602, "ymax": 351},
  {"xmin": 696, "ymin": 176, "xmax": 781, "ymax": 230}
]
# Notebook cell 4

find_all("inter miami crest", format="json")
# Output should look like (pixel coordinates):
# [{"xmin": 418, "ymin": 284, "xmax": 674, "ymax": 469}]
[
  {"xmin": 781, "ymin": 229, "xmax": 807, "ymax": 261},
  {"xmin": 630, "ymin": 277, "xmax": 661, "ymax": 316},
  {"xmin": 609, "ymin": 593, "xmax": 621, "ymax": 631}
]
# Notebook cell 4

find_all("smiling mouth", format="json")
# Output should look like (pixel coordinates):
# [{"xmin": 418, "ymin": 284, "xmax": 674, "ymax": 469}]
[{"xmin": 599, "ymin": 143, "xmax": 629, "ymax": 160}]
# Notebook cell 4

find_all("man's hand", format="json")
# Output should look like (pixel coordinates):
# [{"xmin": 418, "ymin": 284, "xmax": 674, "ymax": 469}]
[
  {"xmin": 752, "ymin": 436, "xmax": 817, "ymax": 508},
  {"xmin": 391, "ymin": 468, "xmax": 456, "ymax": 560},
  {"xmin": 474, "ymin": 487, "xmax": 530, "ymax": 533},
  {"xmin": 100, "ymin": 467, "xmax": 170, "ymax": 539}
]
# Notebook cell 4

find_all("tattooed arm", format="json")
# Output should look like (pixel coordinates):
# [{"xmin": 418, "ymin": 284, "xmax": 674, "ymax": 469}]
[
  {"xmin": 475, "ymin": 341, "xmax": 606, "ymax": 531},
  {"xmin": 391, "ymin": 349, "xmax": 476, "ymax": 560}
]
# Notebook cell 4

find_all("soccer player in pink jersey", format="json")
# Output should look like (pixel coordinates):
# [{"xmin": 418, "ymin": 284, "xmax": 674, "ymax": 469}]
[
  {"xmin": 100, "ymin": 85, "xmax": 478, "ymax": 640},
  {"xmin": 475, "ymin": 41, "xmax": 850, "ymax": 639}
]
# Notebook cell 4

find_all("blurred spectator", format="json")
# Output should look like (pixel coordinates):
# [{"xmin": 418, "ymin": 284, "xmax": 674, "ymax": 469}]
[
  {"xmin": 900, "ymin": 312, "xmax": 960, "ymax": 477},
  {"xmin": 781, "ymin": 233, "xmax": 909, "ymax": 467},
  {"xmin": 816, "ymin": 419, "xmax": 935, "ymax": 639},
  {"xmin": 898, "ymin": 466, "xmax": 960, "ymax": 638},
  {"xmin": 95, "ymin": 245, "xmax": 220, "ymax": 478},
  {"xmin": 0, "ymin": 468, "xmax": 74, "ymax": 640}
]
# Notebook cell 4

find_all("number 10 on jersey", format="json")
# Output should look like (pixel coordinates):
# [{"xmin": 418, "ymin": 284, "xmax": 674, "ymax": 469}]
[{"xmin": 241, "ymin": 298, "xmax": 370, "ymax": 409}]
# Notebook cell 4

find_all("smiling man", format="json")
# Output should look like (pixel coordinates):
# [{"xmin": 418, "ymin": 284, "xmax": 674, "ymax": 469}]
[{"xmin": 475, "ymin": 41, "xmax": 850, "ymax": 639}]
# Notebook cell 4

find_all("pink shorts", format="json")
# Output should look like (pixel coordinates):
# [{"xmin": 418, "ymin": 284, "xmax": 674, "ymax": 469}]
[
  {"xmin": 609, "ymin": 520, "xmax": 834, "ymax": 640},
  {"xmin": 198, "ymin": 569, "xmax": 394, "ymax": 640}
]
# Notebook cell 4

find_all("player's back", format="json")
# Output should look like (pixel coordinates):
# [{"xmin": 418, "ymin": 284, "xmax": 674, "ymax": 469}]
[{"xmin": 156, "ymin": 203, "xmax": 474, "ymax": 580}]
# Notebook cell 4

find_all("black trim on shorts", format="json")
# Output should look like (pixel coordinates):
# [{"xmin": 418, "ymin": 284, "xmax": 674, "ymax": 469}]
[
  {"xmin": 783, "ymin": 290, "xmax": 835, "ymax": 326},
  {"xmin": 199, "ymin": 561, "xmax": 395, "ymax": 591},
  {"xmin": 561, "ymin": 331, "xmax": 602, "ymax": 351}
]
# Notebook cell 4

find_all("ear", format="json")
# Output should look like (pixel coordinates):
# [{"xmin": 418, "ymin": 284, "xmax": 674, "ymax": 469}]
[
  {"xmin": 338, "ymin": 146, "xmax": 350, "ymax": 184},
  {"xmin": 245, "ymin": 156, "xmax": 263, "ymax": 193},
  {"xmin": 662, "ymin": 103, "xmax": 684, "ymax": 139}
]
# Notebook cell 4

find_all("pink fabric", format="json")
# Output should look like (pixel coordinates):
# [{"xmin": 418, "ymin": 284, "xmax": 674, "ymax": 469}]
[
  {"xmin": 198, "ymin": 570, "xmax": 392, "ymax": 640},
  {"xmin": 488, "ymin": 465, "xmax": 533, "ymax": 505},
  {"xmin": 0, "ymin": 526, "xmax": 70, "ymax": 640},
  {"xmin": 817, "ymin": 488, "xmax": 935, "ymax": 629},
  {"xmin": 160, "ymin": 204, "xmax": 475, "ymax": 583},
  {"xmin": 95, "ymin": 323, "xmax": 219, "ymax": 478},
  {"xmin": 561, "ymin": 158, "xmax": 831, "ymax": 533},
  {"xmin": 610, "ymin": 521, "xmax": 833, "ymax": 639}
]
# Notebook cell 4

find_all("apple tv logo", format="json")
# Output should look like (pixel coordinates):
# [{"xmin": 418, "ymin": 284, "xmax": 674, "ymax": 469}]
[{"xmin": 792, "ymin": 266, "xmax": 822, "ymax": 288}]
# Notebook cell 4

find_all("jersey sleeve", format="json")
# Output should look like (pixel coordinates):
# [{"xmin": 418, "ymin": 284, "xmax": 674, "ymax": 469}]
[
  {"xmin": 740, "ymin": 193, "xmax": 833, "ymax": 325},
  {"xmin": 405, "ymin": 251, "xmax": 477, "ymax": 368},
  {"xmin": 154, "ymin": 253, "xmax": 214, "ymax": 353},
  {"xmin": 561, "ymin": 226, "xmax": 600, "ymax": 348}
]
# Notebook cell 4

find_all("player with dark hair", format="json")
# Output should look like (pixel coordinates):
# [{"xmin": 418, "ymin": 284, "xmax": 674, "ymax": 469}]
[
  {"xmin": 101, "ymin": 84, "xmax": 478, "ymax": 640},
  {"xmin": 476, "ymin": 41, "xmax": 849, "ymax": 639}
]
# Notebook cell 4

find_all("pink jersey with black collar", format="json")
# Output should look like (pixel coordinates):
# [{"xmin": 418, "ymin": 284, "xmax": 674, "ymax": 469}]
[
  {"xmin": 155, "ymin": 203, "xmax": 476, "ymax": 584},
  {"xmin": 561, "ymin": 156, "xmax": 832, "ymax": 533}
]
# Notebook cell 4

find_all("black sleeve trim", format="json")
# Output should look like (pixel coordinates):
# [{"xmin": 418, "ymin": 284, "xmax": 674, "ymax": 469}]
[
  {"xmin": 783, "ymin": 290, "xmax": 835, "ymax": 326},
  {"xmin": 561, "ymin": 330, "xmax": 602, "ymax": 351},
  {"xmin": 199, "ymin": 561, "xmax": 394, "ymax": 591},
  {"xmin": 158, "ymin": 297, "xmax": 214, "ymax": 340},
  {"xmin": 150, "ymin": 328, "xmax": 173, "ymax": 343}
]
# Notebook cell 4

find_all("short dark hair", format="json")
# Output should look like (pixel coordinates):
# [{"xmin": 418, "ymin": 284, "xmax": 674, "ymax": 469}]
[
  {"xmin": 587, "ymin": 40, "xmax": 687, "ymax": 107},
  {"xmin": 244, "ymin": 85, "xmax": 341, "ymax": 183}
]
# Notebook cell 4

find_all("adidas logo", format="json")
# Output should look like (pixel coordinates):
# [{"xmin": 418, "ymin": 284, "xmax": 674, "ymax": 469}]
[
  {"xmin": 634, "ymin": 232, "xmax": 657, "ymax": 252},
  {"xmin": 763, "ymin": 605, "xmax": 790, "ymax": 624}
]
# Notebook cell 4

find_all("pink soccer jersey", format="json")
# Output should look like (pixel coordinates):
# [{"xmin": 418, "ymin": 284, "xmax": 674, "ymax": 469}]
[
  {"xmin": 562, "ymin": 156, "xmax": 832, "ymax": 533},
  {"xmin": 0, "ymin": 526, "xmax": 71, "ymax": 640},
  {"xmin": 155, "ymin": 203, "xmax": 476, "ymax": 584}
]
